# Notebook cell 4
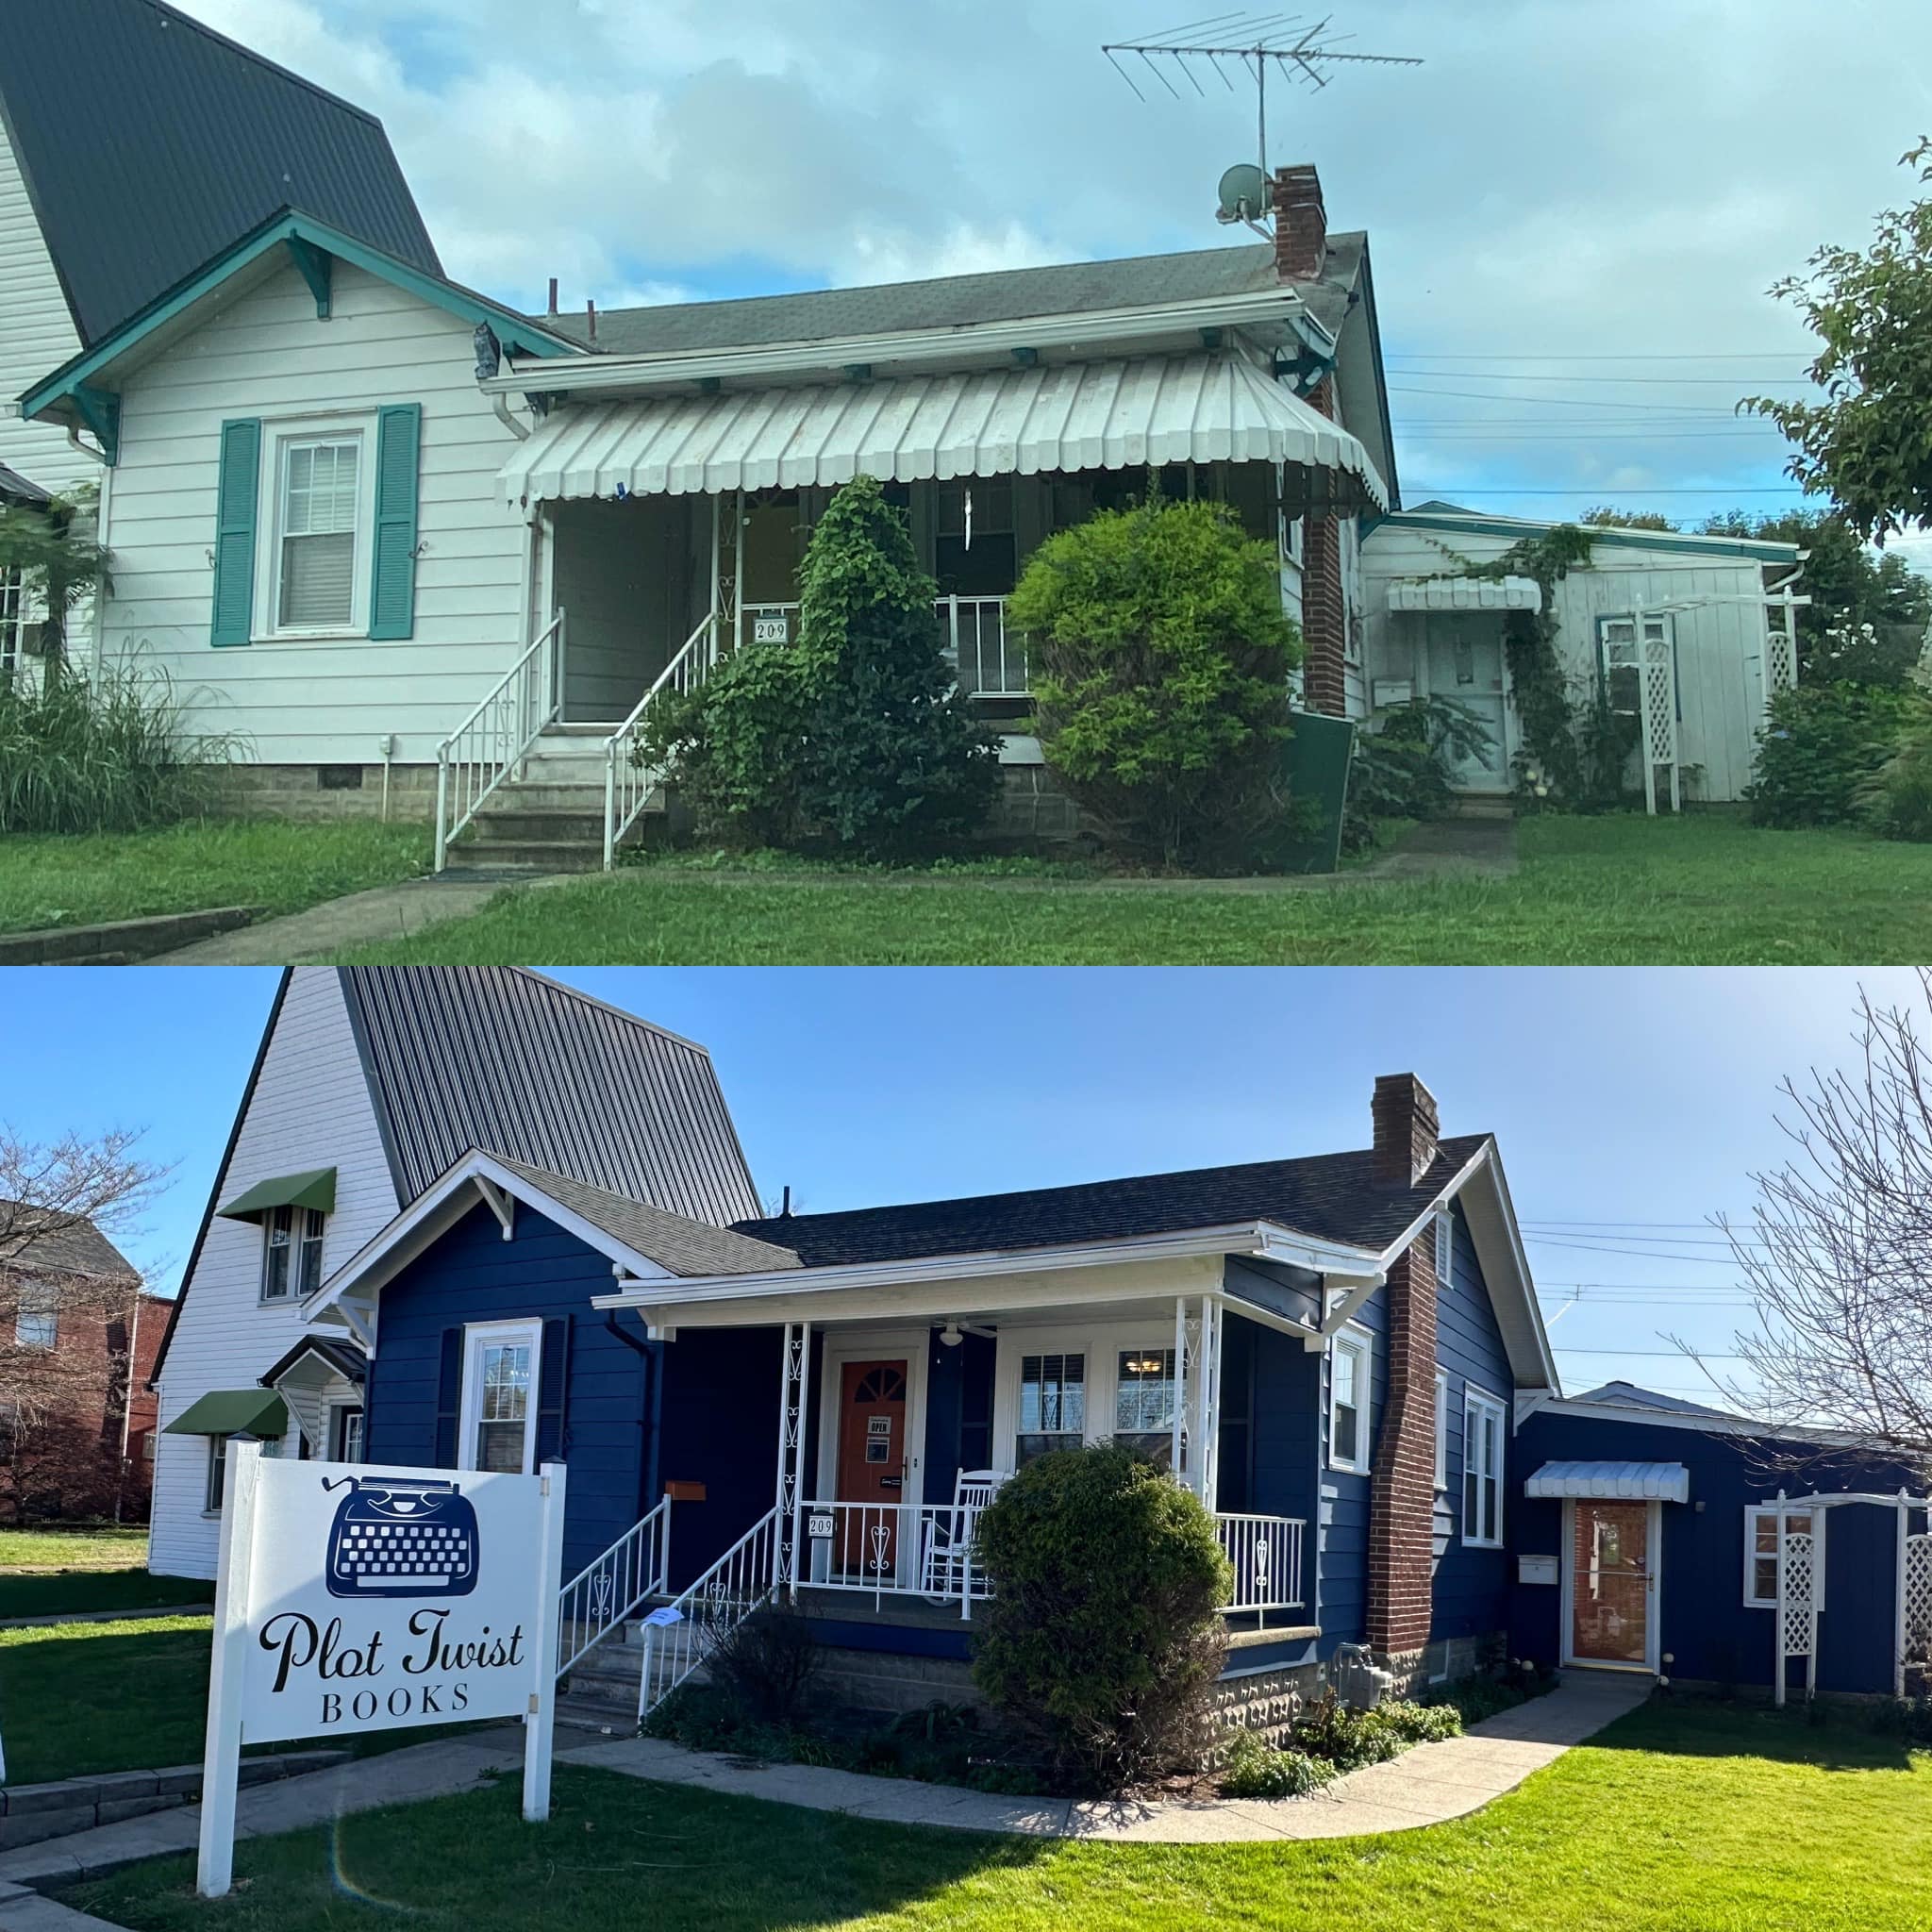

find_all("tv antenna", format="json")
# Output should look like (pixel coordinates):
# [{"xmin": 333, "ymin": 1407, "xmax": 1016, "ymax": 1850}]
[{"xmin": 1102, "ymin": 12, "xmax": 1422, "ymax": 181}]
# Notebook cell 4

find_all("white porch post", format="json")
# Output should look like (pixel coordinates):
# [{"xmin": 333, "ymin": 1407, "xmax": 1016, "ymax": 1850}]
[
  {"xmin": 1898, "ymin": 1490, "xmax": 1911, "ymax": 1701},
  {"xmin": 774, "ymin": 1322, "xmax": 810, "ymax": 1601},
  {"xmin": 1195, "ymin": 1298, "xmax": 1222, "ymax": 1511},
  {"xmin": 731, "ymin": 489, "xmax": 745, "ymax": 655},
  {"xmin": 1171, "ymin": 1296, "xmax": 1189, "ymax": 1479},
  {"xmin": 1774, "ymin": 1488, "xmax": 1788, "ymax": 1709},
  {"xmin": 708, "ymin": 494, "xmax": 723, "ymax": 646}
]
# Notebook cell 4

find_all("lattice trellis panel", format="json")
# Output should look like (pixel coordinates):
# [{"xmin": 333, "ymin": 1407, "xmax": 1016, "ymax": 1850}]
[
  {"xmin": 1641, "ymin": 635, "xmax": 1680, "ymax": 769},
  {"xmin": 1906, "ymin": 1533, "xmax": 1932, "ymax": 1657},
  {"xmin": 1766, "ymin": 620, "xmax": 1797, "ymax": 698},
  {"xmin": 1781, "ymin": 1531, "xmax": 1817, "ymax": 1657}
]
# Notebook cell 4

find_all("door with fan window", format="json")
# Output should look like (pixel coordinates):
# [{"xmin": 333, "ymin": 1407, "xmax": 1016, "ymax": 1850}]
[{"xmin": 837, "ymin": 1359, "xmax": 908, "ymax": 1575}]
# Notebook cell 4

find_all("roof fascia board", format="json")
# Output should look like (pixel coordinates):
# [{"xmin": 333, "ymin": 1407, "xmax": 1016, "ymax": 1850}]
[
  {"xmin": 1522, "ymin": 1391, "xmax": 1880, "ymax": 1450},
  {"xmin": 492, "ymin": 287, "xmax": 1311, "ymax": 398},
  {"xmin": 147, "ymin": 969, "xmax": 293, "ymax": 1389},
  {"xmin": 607, "ymin": 1251, "xmax": 1230, "ymax": 1336},
  {"xmin": 21, "ymin": 212, "xmax": 581, "ymax": 422},
  {"xmin": 1384, "ymin": 508, "xmax": 1797, "ymax": 564},
  {"xmin": 591, "ymin": 1219, "xmax": 1381, "ymax": 1312},
  {"xmin": 306, "ymin": 1150, "xmax": 679, "ymax": 1319}
]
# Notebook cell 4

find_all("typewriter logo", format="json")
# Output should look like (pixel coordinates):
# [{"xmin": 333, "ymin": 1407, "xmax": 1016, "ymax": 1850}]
[{"xmin": 324, "ymin": 1476, "xmax": 479, "ymax": 1600}]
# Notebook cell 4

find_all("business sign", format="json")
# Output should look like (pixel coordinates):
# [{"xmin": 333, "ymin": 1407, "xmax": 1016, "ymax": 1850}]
[{"xmin": 197, "ymin": 1443, "xmax": 566, "ymax": 1898}]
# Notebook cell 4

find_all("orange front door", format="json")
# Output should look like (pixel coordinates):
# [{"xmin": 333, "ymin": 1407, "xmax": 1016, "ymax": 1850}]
[{"xmin": 837, "ymin": 1359, "xmax": 908, "ymax": 1576}]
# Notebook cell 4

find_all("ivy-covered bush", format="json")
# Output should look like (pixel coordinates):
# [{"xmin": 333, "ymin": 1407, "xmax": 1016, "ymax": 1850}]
[
  {"xmin": 1746, "ymin": 682, "xmax": 1929, "ymax": 829},
  {"xmin": 1218, "ymin": 1729, "xmax": 1336, "ymax": 1799},
  {"xmin": 646, "ymin": 475, "xmax": 999, "ymax": 859},
  {"xmin": 973, "ymin": 1443, "xmax": 1231, "ymax": 1791},
  {"xmin": 1005, "ymin": 496, "xmax": 1301, "ymax": 871}
]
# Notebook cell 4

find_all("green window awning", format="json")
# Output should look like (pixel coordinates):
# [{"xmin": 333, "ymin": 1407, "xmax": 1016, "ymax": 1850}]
[
  {"xmin": 216, "ymin": 1167, "xmax": 337, "ymax": 1222},
  {"xmin": 163, "ymin": 1391, "xmax": 289, "ymax": 1438}
]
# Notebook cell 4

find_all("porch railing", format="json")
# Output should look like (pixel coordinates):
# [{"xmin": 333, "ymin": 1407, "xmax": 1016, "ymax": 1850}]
[
  {"xmin": 635, "ymin": 1505, "xmax": 780, "ymax": 1718},
  {"xmin": 602, "ymin": 610, "xmax": 718, "ymax": 869},
  {"xmin": 1216, "ymin": 1512, "xmax": 1307, "ymax": 1619},
  {"xmin": 793, "ymin": 1499, "xmax": 993, "ymax": 1619},
  {"xmin": 941, "ymin": 594, "xmax": 1027, "ymax": 699},
  {"xmin": 433, "ymin": 610, "xmax": 564, "ymax": 871},
  {"xmin": 556, "ymin": 1495, "xmax": 672, "ymax": 1678}
]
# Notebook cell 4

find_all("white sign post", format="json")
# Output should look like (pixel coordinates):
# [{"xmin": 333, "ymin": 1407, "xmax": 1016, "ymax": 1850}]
[{"xmin": 196, "ymin": 1441, "xmax": 566, "ymax": 1899}]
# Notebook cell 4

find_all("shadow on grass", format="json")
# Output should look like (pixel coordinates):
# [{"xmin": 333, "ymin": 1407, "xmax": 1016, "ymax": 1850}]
[{"xmin": 1584, "ymin": 1693, "xmax": 1920, "ymax": 1773}]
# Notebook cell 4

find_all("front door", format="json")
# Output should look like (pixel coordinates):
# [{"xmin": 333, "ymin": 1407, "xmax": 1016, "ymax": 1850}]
[
  {"xmin": 837, "ymin": 1359, "xmax": 908, "ymax": 1577},
  {"xmin": 1566, "ymin": 1498, "xmax": 1657, "ymax": 1670},
  {"xmin": 1425, "ymin": 625, "xmax": 1510, "ymax": 791}
]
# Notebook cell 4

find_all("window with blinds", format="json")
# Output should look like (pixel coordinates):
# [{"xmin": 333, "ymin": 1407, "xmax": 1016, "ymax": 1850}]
[{"xmin": 277, "ymin": 438, "xmax": 361, "ymax": 629}]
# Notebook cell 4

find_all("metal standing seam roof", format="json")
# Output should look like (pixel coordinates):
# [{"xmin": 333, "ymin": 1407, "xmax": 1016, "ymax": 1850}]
[
  {"xmin": 1387, "ymin": 575, "xmax": 1542, "ymax": 614},
  {"xmin": 1524, "ymin": 1461, "xmax": 1690, "ymax": 1503},
  {"xmin": 338, "ymin": 969, "xmax": 762, "ymax": 1228},
  {"xmin": 499, "ymin": 353, "xmax": 1388, "ymax": 508},
  {"xmin": 0, "ymin": 0, "xmax": 438, "ymax": 346}
]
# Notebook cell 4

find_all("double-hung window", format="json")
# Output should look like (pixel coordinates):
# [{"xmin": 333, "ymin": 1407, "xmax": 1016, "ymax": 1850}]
[
  {"xmin": 1016, "ymin": 1352, "xmax": 1085, "ymax": 1465},
  {"xmin": 13, "ymin": 1282, "xmax": 57, "ymax": 1351},
  {"xmin": 1328, "ymin": 1326, "xmax": 1372, "ymax": 1474},
  {"xmin": 460, "ymin": 1321, "xmax": 541, "ymax": 1474},
  {"xmin": 1434, "ymin": 1208, "xmax": 1455, "ymax": 1285},
  {"xmin": 1463, "ymin": 1387, "xmax": 1507, "ymax": 1546},
  {"xmin": 1434, "ymin": 1368, "xmax": 1450, "ymax": 1489},
  {"xmin": 260, "ymin": 1206, "xmax": 326, "ymax": 1302},
  {"xmin": 1113, "ymin": 1348, "xmax": 1177, "ymax": 1466},
  {"xmin": 1743, "ymin": 1506, "xmax": 1824, "ymax": 1608},
  {"xmin": 275, "ymin": 436, "xmax": 362, "ymax": 631},
  {"xmin": 206, "ymin": 1434, "xmax": 228, "ymax": 1514}
]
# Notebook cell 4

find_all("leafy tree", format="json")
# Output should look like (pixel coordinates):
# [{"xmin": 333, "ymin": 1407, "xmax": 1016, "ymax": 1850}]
[
  {"xmin": 1006, "ymin": 495, "xmax": 1300, "ymax": 870},
  {"xmin": 1744, "ymin": 140, "xmax": 1932, "ymax": 545},
  {"xmin": 973, "ymin": 1444, "xmax": 1230, "ymax": 1791},
  {"xmin": 1578, "ymin": 506, "xmax": 1678, "ymax": 532},
  {"xmin": 647, "ymin": 476, "xmax": 999, "ymax": 858}
]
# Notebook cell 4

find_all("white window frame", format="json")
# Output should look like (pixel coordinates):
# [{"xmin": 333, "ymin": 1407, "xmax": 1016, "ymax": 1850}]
[
  {"xmin": 254, "ymin": 414, "xmax": 379, "ymax": 642},
  {"xmin": 458, "ymin": 1318, "xmax": 542, "ymax": 1476},
  {"xmin": 1742, "ymin": 1504, "xmax": 1826, "ymax": 1610},
  {"xmin": 329, "ymin": 1401, "xmax": 365, "ymax": 1465},
  {"xmin": 1434, "ymin": 1368, "xmax": 1450, "ymax": 1490},
  {"xmin": 259, "ymin": 1205, "xmax": 326, "ymax": 1304},
  {"xmin": 991, "ymin": 1320, "xmax": 1175, "ymax": 1474},
  {"xmin": 205, "ymin": 1433, "xmax": 228, "ymax": 1515},
  {"xmin": 1327, "ymin": 1323, "xmax": 1373, "ymax": 1476},
  {"xmin": 13, "ymin": 1281, "xmax": 57, "ymax": 1351},
  {"xmin": 1434, "ymin": 1208, "xmax": 1454, "ymax": 1286},
  {"xmin": 1463, "ymin": 1384, "xmax": 1507, "ymax": 1547}
]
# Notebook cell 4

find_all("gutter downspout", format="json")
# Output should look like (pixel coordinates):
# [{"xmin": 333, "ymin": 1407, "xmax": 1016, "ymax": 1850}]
[{"xmin": 491, "ymin": 393, "xmax": 531, "ymax": 441}]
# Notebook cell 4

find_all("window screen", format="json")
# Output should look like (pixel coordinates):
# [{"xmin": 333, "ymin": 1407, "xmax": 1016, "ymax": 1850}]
[{"xmin": 278, "ymin": 439, "xmax": 360, "ymax": 628}]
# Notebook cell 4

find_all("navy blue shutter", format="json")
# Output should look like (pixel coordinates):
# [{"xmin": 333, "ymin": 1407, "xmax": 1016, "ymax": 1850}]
[
  {"xmin": 367, "ymin": 403, "xmax": 422, "ymax": 640},
  {"xmin": 433, "ymin": 1328, "xmax": 463, "ymax": 1468},
  {"xmin": 535, "ymin": 1316, "xmax": 571, "ymax": 1465},
  {"xmin": 209, "ymin": 419, "xmax": 260, "ymax": 646}
]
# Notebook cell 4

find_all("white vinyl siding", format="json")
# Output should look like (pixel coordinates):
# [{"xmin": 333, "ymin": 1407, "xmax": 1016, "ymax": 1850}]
[
  {"xmin": 0, "ymin": 123, "xmax": 91, "ymax": 502},
  {"xmin": 96, "ymin": 258, "xmax": 533, "ymax": 766},
  {"xmin": 148, "ymin": 969, "xmax": 396, "ymax": 1580}
]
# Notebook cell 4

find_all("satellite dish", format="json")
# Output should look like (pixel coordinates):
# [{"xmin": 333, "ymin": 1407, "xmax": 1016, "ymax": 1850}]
[{"xmin": 1216, "ymin": 163, "xmax": 1270, "ymax": 225}]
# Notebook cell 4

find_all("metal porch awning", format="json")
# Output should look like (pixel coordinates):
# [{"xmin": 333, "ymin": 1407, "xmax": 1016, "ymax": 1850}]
[
  {"xmin": 1387, "ymin": 575, "xmax": 1542, "ymax": 614},
  {"xmin": 216, "ymin": 1167, "xmax": 337, "ymax": 1222},
  {"xmin": 498, "ymin": 352, "xmax": 1389, "ymax": 508},
  {"xmin": 1525, "ymin": 1459, "xmax": 1689, "ymax": 1503}
]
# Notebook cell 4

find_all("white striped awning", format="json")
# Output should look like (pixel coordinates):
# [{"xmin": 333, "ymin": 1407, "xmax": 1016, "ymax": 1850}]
[
  {"xmin": 1387, "ymin": 575, "xmax": 1542, "ymax": 614},
  {"xmin": 1525, "ymin": 1460, "xmax": 1690, "ymax": 1504},
  {"xmin": 498, "ymin": 352, "xmax": 1389, "ymax": 508}
]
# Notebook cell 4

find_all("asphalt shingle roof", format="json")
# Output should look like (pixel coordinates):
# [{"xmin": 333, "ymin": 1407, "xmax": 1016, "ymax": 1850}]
[
  {"xmin": 0, "ymin": 0, "xmax": 439, "ymax": 345},
  {"xmin": 538, "ymin": 235, "xmax": 1367, "ymax": 357},
  {"xmin": 732, "ymin": 1135, "xmax": 1490, "ymax": 1270},
  {"xmin": 0, "ymin": 1203, "xmax": 139, "ymax": 1280},
  {"xmin": 491, "ymin": 1156, "xmax": 800, "ymax": 1277}
]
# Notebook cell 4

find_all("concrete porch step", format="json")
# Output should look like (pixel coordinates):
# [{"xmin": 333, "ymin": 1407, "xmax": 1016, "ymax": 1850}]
[{"xmin": 442, "ymin": 837, "xmax": 608, "ymax": 874}]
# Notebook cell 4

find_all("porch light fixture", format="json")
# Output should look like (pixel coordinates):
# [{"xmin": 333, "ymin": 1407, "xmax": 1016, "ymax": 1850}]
[{"xmin": 940, "ymin": 1322, "xmax": 963, "ymax": 1348}]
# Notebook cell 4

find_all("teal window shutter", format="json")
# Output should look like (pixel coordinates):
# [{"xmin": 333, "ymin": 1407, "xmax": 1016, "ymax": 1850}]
[
  {"xmin": 210, "ymin": 418, "xmax": 260, "ymax": 647},
  {"xmin": 368, "ymin": 403, "xmax": 423, "ymax": 641}
]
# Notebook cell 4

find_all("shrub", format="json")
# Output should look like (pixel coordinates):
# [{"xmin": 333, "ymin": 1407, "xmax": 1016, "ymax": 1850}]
[
  {"xmin": 1746, "ymin": 682, "xmax": 1927, "ymax": 828},
  {"xmin": 973, "ymin": 1443, "xmax": 1231, "ymax": 1791},
  {"xmin": 1006, "ymin": 495, "xmax": 1300, "ymax": 871},
  {"xmin": 648, "ymin": 476, "xmax": 999, "ymax": 858},
  {"xmin": 1292, "ymin": 1688, "xmax": 1402, "ymax": 1770},
  {"xmin": 1372, "ymin": 1699, "xmax": 1464, "ymax": 1745},
  {"xmin": 1342, "ymin": 696, "xmax": 1493, "ymax": 851},
  {"xmin": 0, "ymin": 662, "xmax": 236, "ymax": 833},
  {"xmin": 1218, "ymin": 1727, "xmax": 1336, "ymax": 1799},
  {"xmin": 702, "ymin": 1608, "xmax": 822, "ymax": 1726},
  {"xmin": 1423, "ymin": 1660, "xmax": 1557, "ymax": 1725},
  {"xmin": 1861, "ymin": 729, "xmax": 1932, "ymax": 841}
]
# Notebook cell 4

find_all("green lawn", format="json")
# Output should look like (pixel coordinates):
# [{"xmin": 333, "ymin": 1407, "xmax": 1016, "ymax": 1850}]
[
  {"xmin": 0, "ymin": 1526, "xmax": 149, "ymax": 1569},
  {"xmin": 330, "ymin": 816, "xmax": 1932, "ymax": 965},
  {"xmin": 60, "ymin": 1701, "xmax": 1932, "ymax": 1932},
  {"xmin": 0, "ymin": 1526, "xmax": 211, "ymax": 1621},
  {"xmin": 0, "ymin": 819, "xmax": 426, "ymax": 933}
]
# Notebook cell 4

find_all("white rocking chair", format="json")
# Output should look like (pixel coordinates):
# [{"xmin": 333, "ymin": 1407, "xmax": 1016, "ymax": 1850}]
[{"xmin": 921, "ymin": 1469, "xmax": 1007, "ymax": 1603}]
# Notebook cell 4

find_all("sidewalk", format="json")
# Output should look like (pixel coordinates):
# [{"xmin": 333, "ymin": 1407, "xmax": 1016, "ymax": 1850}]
[{"xmin": 561, "ymin": 1670, "xmax": 1650, "ymax": 1845}]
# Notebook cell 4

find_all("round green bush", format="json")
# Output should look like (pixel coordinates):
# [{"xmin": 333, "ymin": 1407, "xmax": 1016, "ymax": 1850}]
[
  {"xmin": 1863, "ymin": 731, "xmax": 1932, "ymax": 841},
  {"xmin": 1747, "ymin": 682, "xmax": 1928, "ymax": 829},
  {"xmin": 972, "ymin": 1443, "xmax": 1232, "ymax": 1790}
]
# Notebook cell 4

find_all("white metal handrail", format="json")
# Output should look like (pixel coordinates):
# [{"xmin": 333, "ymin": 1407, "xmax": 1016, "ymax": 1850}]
[
  {"xmin": 637, "ymin": 1505, "xmax": 779, "ymax": 1717},
  {"xmin": 792, "ymin": 1499, "xmax": 992, "ymax": 1620},
  {"xmin": 433, "ymin": 610, "xmax": 564, "ymax": 870},
  {"xmin": 603, "ymin": 610, "xmax": 718, "ymax": 870},
  {"xmin": 556, "ymin": 1495, "xmax": 673, "ymax": 1678},
  {"xmin": 1216, "ymin": 1512, "xmax": 1306, "ymax": 1621}
]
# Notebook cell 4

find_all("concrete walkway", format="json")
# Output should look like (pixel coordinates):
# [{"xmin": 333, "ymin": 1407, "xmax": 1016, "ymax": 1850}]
[{"xmin": 562, "ymin": 1670, "xmax": 1650, "ymax": 1845}]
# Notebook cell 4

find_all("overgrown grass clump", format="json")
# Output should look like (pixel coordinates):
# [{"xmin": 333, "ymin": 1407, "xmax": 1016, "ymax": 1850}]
[{"xmin": 0, "ymin": 666, "xmax": 237, "ymax": 832}]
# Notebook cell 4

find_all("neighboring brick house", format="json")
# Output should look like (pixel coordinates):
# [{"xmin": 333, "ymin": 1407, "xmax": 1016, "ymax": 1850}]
[{"xmin": 0, "ymin": 1208, "xmax": 161, "ymax": 1524}]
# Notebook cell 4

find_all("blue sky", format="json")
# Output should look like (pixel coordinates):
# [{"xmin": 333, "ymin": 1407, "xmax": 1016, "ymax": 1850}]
[
  {"xmin": 6, "ymin": 966, "xmax": 1921, "ymax": 1409},
  {"xmin": 173, "ymin": 0, "xmax": 1932, "ymax": 565}
]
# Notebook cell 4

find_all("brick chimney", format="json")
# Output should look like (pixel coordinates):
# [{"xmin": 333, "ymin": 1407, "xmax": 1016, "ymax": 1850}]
[
  {"xmin": 1372, "ymin": 1073, "xmax": 1441, "ymax": 1189},
  {"xmin": 1273, "ymin": 163, "xmax": 1327, "ymax": 282}
]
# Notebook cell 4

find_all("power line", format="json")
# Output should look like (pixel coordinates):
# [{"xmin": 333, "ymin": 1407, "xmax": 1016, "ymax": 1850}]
[
  {"xmin": 1390, "ymin": 386, "xmax": 1745, "ymax": 415},
  {"xmin": 1387, "ymin": 350, "xmax": 1808, "ymax": 363},
  {"xmin": 1389, "ymin": 370, "xmax": 1813, "ymax": 389},
  {"xmin": 1404, "ymin": 486, "xmax": 1806, "ymax": 498},
  {"xmin": 1554, "ymin": 1346, "xmax": 1747, "ymax": 1357}
]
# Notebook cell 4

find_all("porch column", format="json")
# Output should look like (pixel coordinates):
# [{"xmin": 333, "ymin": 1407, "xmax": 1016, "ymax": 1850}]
[
  {"xmin": 774, "ymin": 1322, "xmax": 810, "ymax": 1600},
  {"xmin": 1171, "ymin": 1297, "xmax": 1222, "ymax": 1507}
]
